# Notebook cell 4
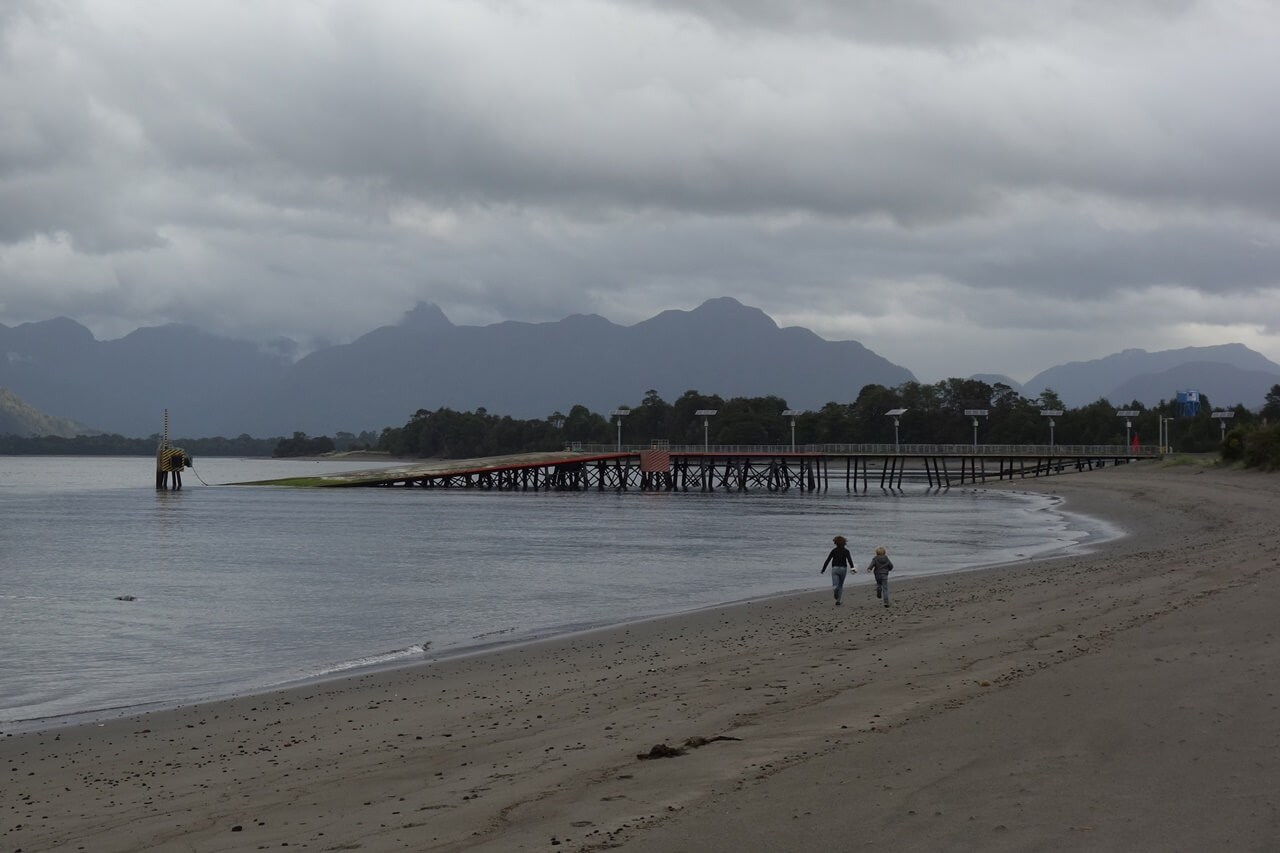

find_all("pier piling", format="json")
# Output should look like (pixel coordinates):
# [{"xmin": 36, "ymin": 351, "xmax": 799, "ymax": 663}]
[{"xmin": 154, "ymin": 409, "xmax": 191, "ymax": 490}]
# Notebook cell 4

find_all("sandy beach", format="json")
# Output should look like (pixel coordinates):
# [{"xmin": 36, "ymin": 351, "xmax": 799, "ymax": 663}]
[{"xmin": 4, "ymin": 462, "xmax": 1278, "ymax": 852}]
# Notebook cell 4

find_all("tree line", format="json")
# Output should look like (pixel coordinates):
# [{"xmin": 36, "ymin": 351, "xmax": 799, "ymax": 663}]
[
  {"xmin": 0, "ymin": 430, "xmax": 380, "ymax": 458},
  {"xmin": 374, "ymin": 380, "xmax": 1280, "ymax": 465},
  {"xmin": 5, "ymin": 381, "xmax": 1278, "ymax": 470}
]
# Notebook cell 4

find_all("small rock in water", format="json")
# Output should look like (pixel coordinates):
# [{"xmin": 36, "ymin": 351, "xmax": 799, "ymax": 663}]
[{"xmin": 114, "ymin": 595, "xmax": 137, "ymax": 602}]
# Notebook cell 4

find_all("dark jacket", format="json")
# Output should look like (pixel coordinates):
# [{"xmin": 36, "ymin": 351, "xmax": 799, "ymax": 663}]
[
  {"xmin": 868, "ymin": 554, "xmax": 894, "ymax": 579},
  {"xmin": 823, "ymin": 546, "xmax": 853, "ymax": 571}
]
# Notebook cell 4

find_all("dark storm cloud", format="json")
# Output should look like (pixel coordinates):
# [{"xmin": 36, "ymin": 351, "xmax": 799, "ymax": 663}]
[
  {"xmin": 0, "ymin": 0, "xmax": 1277, "ymax": 381},
  {"xmin": 4, "ymin": 1, "xmax": 1273, "ymax": 227},
  {"xmin": 952, "ymin": 219, "xmax": 1280, "ymax": 297},
  {"xmin": 622, "ymin": 0, "xmax": 1200, "ymax": 45}
]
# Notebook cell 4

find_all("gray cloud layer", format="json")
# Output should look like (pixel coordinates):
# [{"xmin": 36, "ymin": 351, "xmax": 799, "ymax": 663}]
[{"xmin": 2, "ymin": 0, "xmax": 1277, "ymax": 382}]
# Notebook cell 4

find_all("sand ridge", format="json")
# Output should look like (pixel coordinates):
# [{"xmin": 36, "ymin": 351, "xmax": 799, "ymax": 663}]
[{"xmin": 3, "ymin": 463, "xmax": 1277, "ymax": 851}]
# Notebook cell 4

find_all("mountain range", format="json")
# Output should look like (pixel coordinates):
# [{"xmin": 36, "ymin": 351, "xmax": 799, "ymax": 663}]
[
  {"xmin": 2, "ymin": 298, "xmax": 1278, "ymax": 438},
  {"xmin": 0, "ymin": 387, "xmax": 94, "ymax": 438},
  {"xmin": 1020, "ymin": 344, "xmax": 1280, "ymax": 409}
]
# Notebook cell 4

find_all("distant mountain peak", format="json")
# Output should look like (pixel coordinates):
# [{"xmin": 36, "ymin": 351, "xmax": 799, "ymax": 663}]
[
  {"xmin": 4, "ymin": 316, "xmax": 96, "ymax": 345},
  {"xmin": 560, "ymin": 313, "xmax": 615, "ymax": 329},
  {"xmin": 399, "ymin": 302, "xmax": 453, "ymax": 330},
  {"xmin": 637, "ymin": 297, "xmax": 779, "ymax": 336},
  {"xmin": 0, "ymin": 386, "xmax": 96, "ymax": 437},
  {"xmin": 690, "ymin": 296, "xmax": 773, "ymax": 322},
  {"xmin": 694, "ymin": 296, "xmax": 746, "ymax": 311},
  {"xmin": 1024, "ymin": 342, "xmax": 1280, "ymax": 408},
  {"xmin": 1056, "ymin": 343, "xmax": 1276, "ymax": 371},
  {"xmin": 970, "ymin": 374, "xmax": 1023, "ymax": 392}
]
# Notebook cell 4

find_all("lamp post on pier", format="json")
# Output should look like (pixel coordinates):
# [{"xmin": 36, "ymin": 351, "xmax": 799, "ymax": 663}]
[
  {"xmin": 695, "ymin": 409, "xmax": 717, "ymax": 452},
  {"xmin": 963, "ymin": 409, "xmax": 988, "ymax": 449},
  {"xmin": 1211, "ymin": 410, "xmax": 1235, "ymax": 444},
  {"xmin": 610, "ymin": 409, "xmax": 630, "ymax": 452},
  {"xmin": 885, "ymin": 408, "xmax": 907, "ymax": 452},
  {"xmin": 781, "ymin": 409, "xmax": 805, "ymax": 452},
  {"xmin": 1116, "ymin": 410, "xmax": 1139, "ymax": 453},
  {"xmin": 1040, "ymin": 409, "xmax": 1062, "ymax": 451}
]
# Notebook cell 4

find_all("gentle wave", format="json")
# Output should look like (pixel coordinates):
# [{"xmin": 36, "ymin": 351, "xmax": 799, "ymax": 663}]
[{"xmin": 303, "ymin": 644, "xmax": 432, "ymax": 679}]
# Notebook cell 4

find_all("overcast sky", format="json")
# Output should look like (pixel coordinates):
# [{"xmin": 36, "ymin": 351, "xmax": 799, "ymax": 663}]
[{"xmin": 2, "ymin": 0, "xmax": 1278, "ymax": 383}]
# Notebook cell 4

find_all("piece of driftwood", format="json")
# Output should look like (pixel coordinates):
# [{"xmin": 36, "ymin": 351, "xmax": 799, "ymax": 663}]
[{"xmin": 636, "ymin": 735, "xmax": 742, "ymax": 760}]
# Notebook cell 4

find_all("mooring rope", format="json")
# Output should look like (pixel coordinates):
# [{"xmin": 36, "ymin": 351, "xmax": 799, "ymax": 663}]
[{"xmin": 188, "ymin": 462, "xmax": 213, "ymax": 486}]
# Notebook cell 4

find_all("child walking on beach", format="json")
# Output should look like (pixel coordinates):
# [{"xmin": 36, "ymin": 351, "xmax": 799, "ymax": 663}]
[
  {"xmin": 820, "ymin": 535, "xmax": 853, "ymax": 605},
  {"xmin": 867, "ymin": 546, "xmax": 894, "ymax": 607}
]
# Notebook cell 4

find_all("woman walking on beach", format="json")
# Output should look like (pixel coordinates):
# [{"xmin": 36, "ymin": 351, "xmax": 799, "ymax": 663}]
[{"xmin": 820, "ymin": 535, "xmax": 853, "ymax": 605}]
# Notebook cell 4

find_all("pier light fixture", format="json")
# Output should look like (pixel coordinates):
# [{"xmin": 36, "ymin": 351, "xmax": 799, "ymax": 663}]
[
  {"xmin": 781, "ymin": 409, "xmax": 805, "ymax": 451},
  {"xmin": 1040, "ymin": 409, "xmax": 1063, "ymax": 451},
  {"xmin": 1211, "ymin": 410, "xmax": 1235, "ymax": 443},
  {"xmin": 694, "ymin": 409, "xmax": 718, "ymax": 452},
  {"xmin": 885, "ymin": 408, "xmax": 907, "ymax": 451},
  {"xmin": 609, "ymin": 409, "xmax": 630, "ymax": 452},
  {"xmin": 963, "ymin": 409, "xmax": 989, "ymax": 449},
  {"xmin": 1116, "ymin": 410, "xmax": 1139, "ymax": 452},
  {"xmin": 1159, "ymin": 415, "xmax": 1174, "ymax": 453}
]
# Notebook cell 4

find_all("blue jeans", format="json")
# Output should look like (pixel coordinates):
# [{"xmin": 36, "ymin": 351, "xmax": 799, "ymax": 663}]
[
  {"xmin": 875, "ymin": 574, "xmax": 890, "ymax": 605},
  {"xmin": 830, "ymin": 566, "xmax": 848, "ymax": 603}
]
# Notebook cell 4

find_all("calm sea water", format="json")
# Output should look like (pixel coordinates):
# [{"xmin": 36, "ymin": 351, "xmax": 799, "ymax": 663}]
[{"xmin": 0, "ymin": 456, "xmax": 1113, "ymax": 730}]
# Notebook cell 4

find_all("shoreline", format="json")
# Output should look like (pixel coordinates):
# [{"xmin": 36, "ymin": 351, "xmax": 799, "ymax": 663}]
[
  {"xmin": 7, "ymin": 462, "xmax": 1277, "ymax": 851},
  {"xmin": 3, "ymin": 484, "xmax": 1114, "ymax": 735}
]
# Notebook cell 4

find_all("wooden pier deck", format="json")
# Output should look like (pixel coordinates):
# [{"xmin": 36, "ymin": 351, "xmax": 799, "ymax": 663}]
[{"xmin": 248, "ymin": 444, "xmax": 1160, "ymax": 492}]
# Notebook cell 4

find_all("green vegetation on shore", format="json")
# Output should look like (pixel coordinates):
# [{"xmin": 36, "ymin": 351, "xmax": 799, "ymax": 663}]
[
  {"xmin": 1222, "ymin": 424, "xmax": 1280, "ymax": 470},
  {"xmin": 372, "ymin": 381, "xmax": 1275, "ymax": 462},
  {"xmin": 0, "ymin": 430, "xmax": 379, "ymax": 458},
  {"xmin": 0, "ymin": 432, "xmax": 278, "ymax": 457},
  {"xmin": 1220, "ymin": 384, "xmax": 1280, "ymax": 470},
  {"xmin": 4, "ymin": 380, "xmax": 1278, "ymax": 468}
]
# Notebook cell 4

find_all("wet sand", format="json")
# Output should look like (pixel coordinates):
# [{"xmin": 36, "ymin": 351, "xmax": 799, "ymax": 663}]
[{"xmin": 4, "ymin": 462, "xmax": 1278, "ymax": 852}]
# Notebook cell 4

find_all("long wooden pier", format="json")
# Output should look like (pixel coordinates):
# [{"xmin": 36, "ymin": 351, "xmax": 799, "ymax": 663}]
[{"xmin": 282, "ymin": 444, "xmax": 1159, "ymax": 492}]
